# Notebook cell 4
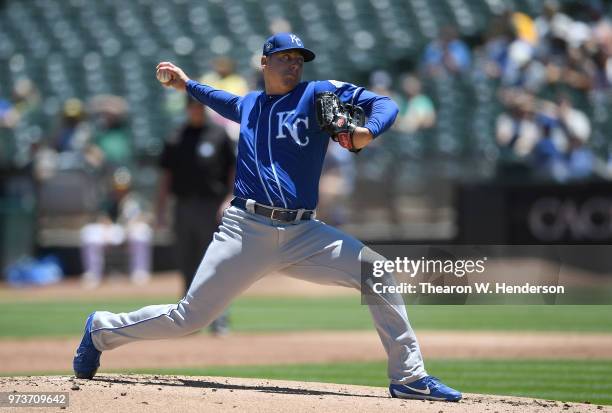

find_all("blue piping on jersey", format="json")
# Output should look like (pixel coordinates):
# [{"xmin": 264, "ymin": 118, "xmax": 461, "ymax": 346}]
[
  {"xmin": 254, "ymin": 99, "xmax": 273, "ymax": 205},
  {"xmin": 268, "ymin": 94, "xmax": 291, "ymax": 208}
]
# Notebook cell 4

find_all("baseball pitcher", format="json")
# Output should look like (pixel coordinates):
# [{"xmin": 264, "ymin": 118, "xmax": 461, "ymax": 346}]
[{"xmin": 73, "ymin": 33, "xmax": 461, "ymax": 402}]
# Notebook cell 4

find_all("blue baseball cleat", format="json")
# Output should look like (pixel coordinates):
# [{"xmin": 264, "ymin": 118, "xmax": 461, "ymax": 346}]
[
  {"xmin": 389, "ymin": 376, "xmax": 462, "ymax": 402},
  {"xmin": 73, "ymin": 312, "xmax": 101, "ymax": 379}
]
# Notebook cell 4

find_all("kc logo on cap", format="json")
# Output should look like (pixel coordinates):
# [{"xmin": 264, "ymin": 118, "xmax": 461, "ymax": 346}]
[
  {"xmin": 262, "ymin": 32, "xmax": 316, "ymax": 62},
  {"xmin": 289, "ymin": 34, "xmax": 303, "ymax": 47}
]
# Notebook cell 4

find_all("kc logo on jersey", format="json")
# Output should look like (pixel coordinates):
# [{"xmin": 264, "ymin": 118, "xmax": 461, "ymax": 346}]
[{"xmin": 276, "ymin": 111, "xmax": 309, "ymax": 146}]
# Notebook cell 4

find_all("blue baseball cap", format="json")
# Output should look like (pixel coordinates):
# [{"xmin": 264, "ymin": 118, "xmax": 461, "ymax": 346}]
[{"xmin": 262, "ymin": 33, "xmax": 316, "ymax": 62}]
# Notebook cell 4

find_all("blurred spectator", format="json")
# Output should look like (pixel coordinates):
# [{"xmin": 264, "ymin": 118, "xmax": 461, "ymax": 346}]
[
  {"xmin": 52, "ymin": 98, "xmax": 91, "ymax": 153},
  {"xmin": 501, "ymin": 39, "xmax": 547, "ymax": 92},
  {"xmin": 585, "ymin": 6, "xmax": 612, "ymax": 91},
  {"xmin": 89, "ymin": 95, "xmax": 132, "ymax": 169},
  {"xmin": 535, "ymin": 0, "xmax": 572, "ymax": 58},
  {"xmin": 394, "ymin": 74, "xmax": 435, "ymax": 133},
  {"xmin": 531, "ymin": 121, "xmax": 595, "ymax": 183},
  {"xmin": 589, "ymin": 46, "xmax": 612, "ymax": 91},
  {"xmin": 32, "ymin": 98, "xmax": 93, "ymax": 181},
  {"xmin": 480, "ymin": 14, "xmax": 514, "ymax": 79},
  {"xmin": 0, "ymin": 79, "xmax": 42, "ymax": 168},
  {"xmin": 369, "ymin": 70, "xmax": 394, "ymax": 97},
  {"xmin": 80, "ymin": 167, "xmax": 153, "ymax": 289},
  {"xmin": 422, "ymin": 26, "xmax": 471, "ymax": 77},
  {"xmin": 555, "ymin": 93, "xmax": 591, "ymax": 144},
  {"xmin": 560, "ymin": 45, "xmax": 594, "ymax": 91},
  {"xmin": 565, "ymin": 134, "xmax": 595, "ymax": 180},
  {"xmin": 0, "ymin": 96, "xmax": 13, "ymax": 128},
  {"xmin": 592, "ymin": 9, "xmax": 612, "ymax": 58},
  {"xmin": 199, "ymin": 57, "xmax": 248, "ymax": 141},
  {"xmin": 157, "ymin": 96, "xmax": 235, "ymax": 335},
  {"xmin": 200, "ymin": 57, "xmax": 249, "ymax": 96},
  {"xmin": 555, "ymin": 93, "xmax": 595, "ymax": 181},
  {"xmin": 511, "ymin": 9, "xmax": 538, "ymax": 45},
  {"xmin": 530, "ymin": 118, "xmax": 566, "ymax": 180},
  {"xmin": 496, "ymin": 92, "xmax": 540, "ymax": 158},
  {"xmin": 8, "ymin": 78, "xmax": 41, "ymax": 128},
  {"xmin": 510, "ymin": 90, "xmax": 597, "ymax": 182},
  {"xmin": 480, "ymin": 9, "xmax": 543, "ymax": 90}
]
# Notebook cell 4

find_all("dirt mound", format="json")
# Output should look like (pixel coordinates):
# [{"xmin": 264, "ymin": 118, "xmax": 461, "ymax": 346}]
[{"xmin": 0, "ymin": 375, "xmax": 608, "ymax": 413}]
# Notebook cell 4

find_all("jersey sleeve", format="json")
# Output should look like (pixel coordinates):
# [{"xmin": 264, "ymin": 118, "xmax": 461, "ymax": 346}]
[
  {"xmin": 315, "ymin": 80, "xmax": 399, "ymax": 138},
  {"xmin": 186, "ymin": 79, "xmax": 243, "ymax": 123}
]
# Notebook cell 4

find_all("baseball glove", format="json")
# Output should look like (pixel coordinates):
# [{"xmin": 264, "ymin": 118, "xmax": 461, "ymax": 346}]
[{"xmin": 315, "ymin": 92, "xmax": 365, "ymax": 153}]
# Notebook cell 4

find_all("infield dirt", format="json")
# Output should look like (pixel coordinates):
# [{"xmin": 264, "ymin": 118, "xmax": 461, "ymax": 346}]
[{"xmin": 1, "ymin": 375, "xmax": 610, "ymax": 413}]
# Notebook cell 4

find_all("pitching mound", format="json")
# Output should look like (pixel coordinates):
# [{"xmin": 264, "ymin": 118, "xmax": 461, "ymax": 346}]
[{"xmin": 1, "ymin": 375, "xmax": 609, "ymax": 413}]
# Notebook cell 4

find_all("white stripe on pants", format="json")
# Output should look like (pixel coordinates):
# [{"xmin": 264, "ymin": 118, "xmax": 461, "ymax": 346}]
[{"xmin": 90, "ymin": 205, "xmax": 427, "ymax": 383}]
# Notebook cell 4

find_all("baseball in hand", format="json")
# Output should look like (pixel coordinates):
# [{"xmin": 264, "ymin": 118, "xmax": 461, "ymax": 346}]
[{"xmin": 156, "ymin": 69, "xmax": 172, "ymax": 83}]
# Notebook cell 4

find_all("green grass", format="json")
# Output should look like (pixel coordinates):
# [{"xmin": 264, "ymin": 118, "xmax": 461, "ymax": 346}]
[
  {"xmin": 0, "ymin": 296, "xmax": 611, "ymax": 338},
  {"xmin": 116, "ymin": 359, "xmax": 612, "ymax": 406},
  {"xmin": 8, "ymin": 360, "xmax": 609, "ymax": 406}
]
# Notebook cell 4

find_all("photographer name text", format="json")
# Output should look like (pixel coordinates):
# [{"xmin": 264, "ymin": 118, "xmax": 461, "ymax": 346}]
[{"xmin": 372, "ymin": 282, "xmax": 565, "ymax": 295}]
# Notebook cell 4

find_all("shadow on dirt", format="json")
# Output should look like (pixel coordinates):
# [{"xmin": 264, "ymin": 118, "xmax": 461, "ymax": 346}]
[{"xmin": 92, "ymin": 374, "xmax": 381, "ymax": 398}]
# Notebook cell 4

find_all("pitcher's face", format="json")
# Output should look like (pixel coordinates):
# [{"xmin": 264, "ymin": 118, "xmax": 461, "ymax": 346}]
[{"xmin": 262, "ymin": 50, "xmax": 305, "ymax": 94}]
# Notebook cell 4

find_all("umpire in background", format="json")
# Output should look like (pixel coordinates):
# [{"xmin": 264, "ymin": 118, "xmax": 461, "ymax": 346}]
[{"xmin": 157, "ymin": 96, "xmax": 236, "ymax": 335}]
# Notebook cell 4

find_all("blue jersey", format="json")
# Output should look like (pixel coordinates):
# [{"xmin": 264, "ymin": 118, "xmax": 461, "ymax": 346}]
[{"xmin": 186, "ymin": 79, "xmax": 398, "ymax": 210}]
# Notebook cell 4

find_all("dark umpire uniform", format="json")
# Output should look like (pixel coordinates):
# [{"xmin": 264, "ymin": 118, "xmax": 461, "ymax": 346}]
[{"xmin": 158, "ymin": 98, "xmax": 236, "ymax": 334}]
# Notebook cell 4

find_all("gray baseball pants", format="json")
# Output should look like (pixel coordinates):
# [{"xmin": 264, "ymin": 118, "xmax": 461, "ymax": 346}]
[{"xmin": 90, "ymin": 205, "xmax": 427, "ymax": 383}]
